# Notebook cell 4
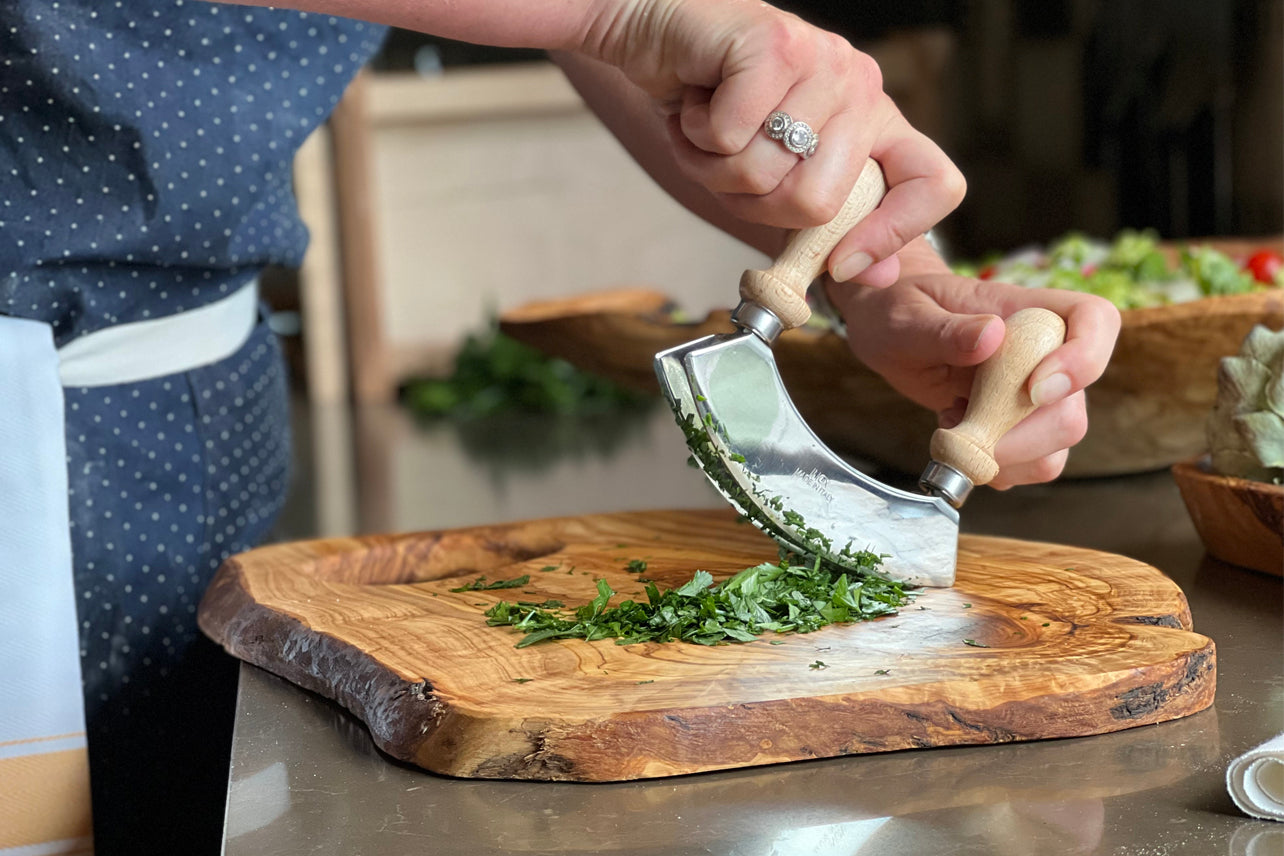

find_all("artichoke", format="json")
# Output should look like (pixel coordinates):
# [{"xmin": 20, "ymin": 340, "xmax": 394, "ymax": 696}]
[{"xmin": 1207, "ymin": 325, "xmax": 1284, "ymax": 483}]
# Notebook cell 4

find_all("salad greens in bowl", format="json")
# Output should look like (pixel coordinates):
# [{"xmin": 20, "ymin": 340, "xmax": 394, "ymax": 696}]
[
  {"xmin": 953, "ymin": 230, "xmax": 1283, "ymax": 310},
  {"xmin": 948, "ymin": 231, "xmax": 1284, "ymax": 475}
]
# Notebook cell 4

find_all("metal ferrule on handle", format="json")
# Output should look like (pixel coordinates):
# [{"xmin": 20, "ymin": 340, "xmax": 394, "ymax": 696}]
[
  {"xmin": 730, "ymin": 301, "xmax": 783, "ymax": 344},
  {"xmin": 919, "ymin": 461, "xmax": 974, "ymax": 508}
]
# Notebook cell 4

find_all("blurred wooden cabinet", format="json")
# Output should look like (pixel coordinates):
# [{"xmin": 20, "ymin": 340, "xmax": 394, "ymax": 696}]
[{"xmin": 296, "ymin": 62, "xmax": 767, "ymax": 404}]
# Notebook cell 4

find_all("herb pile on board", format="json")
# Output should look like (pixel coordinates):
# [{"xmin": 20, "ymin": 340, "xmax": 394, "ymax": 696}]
[{"xmin": 484, "ymin": 551, "xmax": 910, "ymax": 648}]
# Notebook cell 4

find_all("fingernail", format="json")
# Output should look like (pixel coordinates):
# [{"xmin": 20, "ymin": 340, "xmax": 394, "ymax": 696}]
[
  {"xmin": 831, "ymin": 252, "xmax": 873, "ymax": 283},
  {"xmin": 1030, "ymin": 372, "xmax": 1072, "ymax": 407},
  {"xmin": 964, "ymin": 317, "xmax": 997, "ymax": 353}
]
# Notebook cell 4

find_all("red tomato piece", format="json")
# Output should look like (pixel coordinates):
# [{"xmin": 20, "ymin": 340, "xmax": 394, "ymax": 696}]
[{"xmin": 1244, "ymin": 250, "xmax": 1283, "ymax": 284}]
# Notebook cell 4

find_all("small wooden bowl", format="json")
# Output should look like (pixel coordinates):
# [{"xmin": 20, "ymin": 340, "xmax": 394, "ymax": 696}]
[{"xmin": 1172, "ymin": 457, "xmax": 1283, "ymax": 576}]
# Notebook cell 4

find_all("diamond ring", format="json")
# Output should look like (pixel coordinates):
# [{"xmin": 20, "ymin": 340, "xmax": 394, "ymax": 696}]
[{"xmin": 763, "ymin": 111, "xmax": 819, "ymax": 159}]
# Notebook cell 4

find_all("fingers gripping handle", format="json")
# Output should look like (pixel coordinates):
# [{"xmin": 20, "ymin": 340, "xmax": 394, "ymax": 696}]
[
  {"xmin": 928, "ymin": 307, "xmax": 1067, "ymax": 495},
  {"xmin": 738, "ymin": 159, "xmax": 888, "ymax": 329}
]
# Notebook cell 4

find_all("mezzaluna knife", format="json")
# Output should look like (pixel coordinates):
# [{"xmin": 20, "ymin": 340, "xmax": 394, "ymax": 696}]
[{"xmin": 655, "ymin": 159, "xmax": 1065, "ymax": 586}]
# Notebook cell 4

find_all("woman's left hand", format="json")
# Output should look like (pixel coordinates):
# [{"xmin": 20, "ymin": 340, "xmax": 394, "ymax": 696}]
[{"xmin": 826, "ymin": 238, "xmax": 1121, "ymax": 489}]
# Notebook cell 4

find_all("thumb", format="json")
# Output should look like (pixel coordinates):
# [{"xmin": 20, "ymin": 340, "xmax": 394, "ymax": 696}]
[
  {"xmin": 897, "ymin": 310, "xmax": 1002, "ymax": 368},
  {"xmin": 830, "ymin": 281, "xmax": 1003, "ymax": 368}
]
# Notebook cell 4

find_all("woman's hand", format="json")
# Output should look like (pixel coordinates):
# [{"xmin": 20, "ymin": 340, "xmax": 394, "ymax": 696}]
[
  {"xmin": 577, "ymin": 0, "xmax": 965, "ymax": 286},
  {"xmin": 826, "ymin": 238, "xmax": 1122, "ymax": 488},
  {"xmin": 216, "ymin": 0, "xmax": 959, "ymax": 283}
]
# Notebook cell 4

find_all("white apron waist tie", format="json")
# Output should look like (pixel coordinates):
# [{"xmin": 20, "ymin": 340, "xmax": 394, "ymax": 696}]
[
  {"xmin": 0, "ymin": 277, "xmax": 259, "ymax": 851},
  {"xmin": 58, "ymin": 277, "xmax": 261, "ymax": 388}
]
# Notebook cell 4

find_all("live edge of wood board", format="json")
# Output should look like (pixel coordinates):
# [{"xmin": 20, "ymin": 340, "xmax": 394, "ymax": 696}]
[{"xmin": 197, "ymin": 508, "xmax": 1216, "ymax": 782}]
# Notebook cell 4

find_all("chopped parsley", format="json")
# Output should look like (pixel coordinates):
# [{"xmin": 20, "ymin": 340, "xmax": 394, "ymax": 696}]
[
  {"xmin": 449, "ymin": 574, "xmax": 530, "ymax": 593},
  {"xmin": 478, "ymin": 397, "xmax": 909, "ymax": 650},
  {"xmin": 673, "ymin": 406, "xmax": 885, "ymax": 578},
  {"xmin": 485, "ymin": 553, "xmax": 910, "ymax": 648}
]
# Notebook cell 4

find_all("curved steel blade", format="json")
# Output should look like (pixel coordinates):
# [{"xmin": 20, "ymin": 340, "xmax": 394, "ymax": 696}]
[{"xmin": 658, "ymin": 331, "xmax": 958, "ymax": 587}]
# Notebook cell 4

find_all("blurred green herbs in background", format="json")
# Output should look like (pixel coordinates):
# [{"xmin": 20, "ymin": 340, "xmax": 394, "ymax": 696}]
[{"xmin": 401, "ymin": 322, "xmax": 654, "ymax": 420}]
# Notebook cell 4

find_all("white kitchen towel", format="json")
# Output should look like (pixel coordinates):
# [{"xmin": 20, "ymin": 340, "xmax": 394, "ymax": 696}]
[
  {"xmin": 1228, "ymin": 733, "xmax": 1284, "ymax": 821},
  {"xmin": 0, "ymin": 316, "xmax": 93, "ymax": 852}
]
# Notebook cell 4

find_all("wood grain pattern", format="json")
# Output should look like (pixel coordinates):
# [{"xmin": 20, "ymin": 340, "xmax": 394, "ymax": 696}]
[
  {"xmin": 1173, "ymin": 457, "xmax": 1284, "ymax": 576},
  {"xmin": 499, "ymin": 274, "xmax": 1284, "ymax": 477},
  {"xmin": 199, "ymin": 510, "xmax": 1215, "ymax": 782}
]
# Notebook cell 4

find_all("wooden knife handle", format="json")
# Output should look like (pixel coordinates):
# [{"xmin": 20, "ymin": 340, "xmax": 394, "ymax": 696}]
[
  {"xmin": 929, "ymin": 308, "xmax": 1068, "ymax": 486},
  {"xmin": 738, "ymin": 158, "xmax": 887, "ymax": 329}
]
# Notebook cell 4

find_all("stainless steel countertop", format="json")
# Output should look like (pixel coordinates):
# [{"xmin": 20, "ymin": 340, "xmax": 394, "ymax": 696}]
[{"xmin": 221, "ymin": 404, "xmax": 1284, "ymax": 855}]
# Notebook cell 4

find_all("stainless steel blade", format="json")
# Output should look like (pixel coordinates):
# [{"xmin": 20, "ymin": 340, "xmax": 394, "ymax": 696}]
[
  {"xmin": 676, "ymin": 332, "xmax": 959, "ymax": 587},
  {"xmin": 656, "ymin": 334, "xmax": 831, "ymax": 562},
  {"xmin": 655, "ymin": 334, "xmax": 754, "ymax": 520},
  {"xmin": 653, "ymin": 162, "xmax": 960, "ymax": 586}
]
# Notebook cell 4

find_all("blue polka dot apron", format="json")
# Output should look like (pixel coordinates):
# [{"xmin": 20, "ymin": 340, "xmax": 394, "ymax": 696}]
[{"xmin": 0, "ymin": 3, "xmax": 386, "ymax": 852}]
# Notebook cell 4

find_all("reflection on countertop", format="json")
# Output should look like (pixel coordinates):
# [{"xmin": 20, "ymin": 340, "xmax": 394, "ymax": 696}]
[{"xmin": 279, "ymin": 400, "xmax": 728, "ymax": 539}]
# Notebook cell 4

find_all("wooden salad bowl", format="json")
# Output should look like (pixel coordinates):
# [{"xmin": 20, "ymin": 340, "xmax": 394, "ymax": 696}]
[
  {"xmin": 500, "ymin": 263, "xmax": 1284, "ymax": 478},
  {"xmin": 1172, "ymin": 457, "xmax": 1284, "ymax": 576}
]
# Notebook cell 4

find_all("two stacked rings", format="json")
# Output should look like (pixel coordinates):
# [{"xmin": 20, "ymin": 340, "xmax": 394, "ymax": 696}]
[{"xmin": 764, "ymin": 110, "xmax": 819, "ymax": 159}]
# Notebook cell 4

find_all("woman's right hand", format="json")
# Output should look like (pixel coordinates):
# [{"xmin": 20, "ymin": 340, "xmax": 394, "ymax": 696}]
[
  {"xmin": 826, "ymin": 238, "xmax": 1122, "ymax": 489},
  {"xmin": 577, "ymin": 0, "xmax": 966, "ymax": 287}
]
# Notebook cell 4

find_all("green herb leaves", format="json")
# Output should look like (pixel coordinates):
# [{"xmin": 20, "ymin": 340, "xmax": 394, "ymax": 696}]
[
  {"xmin": 673, "ymin": 570, "xmax": 714, "ymax": 598},
  {"xmin": 403, "ymin": 323, "xmax": 652, "ymax": 419},
  {"xmin": 673, "ymin": 405, "xmax": 884, "ymax": 580},
  {"xmin": 449, "ymin": 575, "xmax": 530, "ymax": 593},
  {"xmin": 485, "ymin": 555, "xmax": 910, "ymax": 649}
]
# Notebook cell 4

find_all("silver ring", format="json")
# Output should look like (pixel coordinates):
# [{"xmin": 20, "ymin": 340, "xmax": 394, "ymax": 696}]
[{"xmin": 763, "ymin": 111, "xmax": 819, "ymax": 159}]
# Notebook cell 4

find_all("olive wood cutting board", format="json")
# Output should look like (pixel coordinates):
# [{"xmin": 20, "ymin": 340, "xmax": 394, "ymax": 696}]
[{"xmin": 198, "ymin": 509, "xmax": 1216, "ymax": 782}]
